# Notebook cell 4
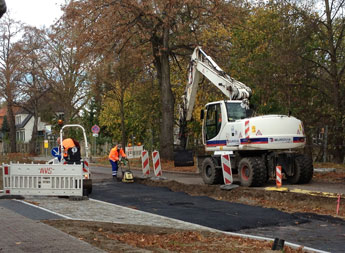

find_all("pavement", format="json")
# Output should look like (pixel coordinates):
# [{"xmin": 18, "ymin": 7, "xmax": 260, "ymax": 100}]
[
  {"xmin": 0, "ymin": 157, "xmax": 340, "ymax": 253},
  {"xmin": 0, "ymin": 200, "xmax": 104, "ymax": 253},
  {"xmin": 0, "ymin": 192, "xmax": 328, "ymax": 253}
]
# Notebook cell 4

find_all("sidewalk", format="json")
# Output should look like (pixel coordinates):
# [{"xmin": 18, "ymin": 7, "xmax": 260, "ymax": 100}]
[{"xmin": 0, "ymin": 204, "xmax": 105, "ymax": 253}]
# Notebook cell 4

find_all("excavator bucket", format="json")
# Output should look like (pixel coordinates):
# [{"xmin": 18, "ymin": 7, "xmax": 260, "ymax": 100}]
[{"xmin": 174, "ymin": 150, "xmax": 194, "ymax": 167}]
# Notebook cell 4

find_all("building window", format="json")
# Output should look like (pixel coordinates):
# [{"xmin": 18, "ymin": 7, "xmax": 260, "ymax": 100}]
[
  {"xmin": 16, "ymin": 131, "xmax": 25, "ymax": 142},
  {"xmin": 15, "ymin": 115, "xmax": 21, "ymax": 125},
  {"xmin": 20, "ymin": 131, "xmax": 25, "ymax": 142}
]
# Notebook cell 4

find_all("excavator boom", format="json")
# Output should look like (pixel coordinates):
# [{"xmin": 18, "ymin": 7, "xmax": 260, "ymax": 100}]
[{"xmin": 178, "ymin": 46, "xmax": 252, "ymax": 147}]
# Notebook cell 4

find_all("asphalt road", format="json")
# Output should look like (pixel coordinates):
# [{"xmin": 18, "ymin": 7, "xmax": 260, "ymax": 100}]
[
  {"xmin": 90, "ymin": 164, "xmax": 345, "ymax": 194},
  {"xmin": 88, "ymin": 165, "xmax": 345, "ymax": 253}
]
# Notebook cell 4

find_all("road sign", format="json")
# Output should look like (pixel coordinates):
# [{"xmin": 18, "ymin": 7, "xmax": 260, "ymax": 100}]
[
  {"xmin": 91, "ymin": 125, "xmax": 100, "ymax": 134},
  {"xmin": 51, "ymin": 147, "xmax": 60, "ymax": 158},
  {"xmin": 92, "ymin": 133, "xmax": 98, "ymax": 137},
  {"xmin": 44, "ymin": 140, "xmax": 49, "ymax": 149}
]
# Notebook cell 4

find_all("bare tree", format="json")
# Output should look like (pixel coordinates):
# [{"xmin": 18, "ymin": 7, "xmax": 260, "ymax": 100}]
[
  {"xmin": 0, "ymin": 14, "xmax": 23, "ymax": 152},
  {"xmin": 16, "ymin": 26, "xmax": 50, "ymax": 154},
  {"xmin": 42, "ymin": 21, "xmax": 91, "ymax": 124}
]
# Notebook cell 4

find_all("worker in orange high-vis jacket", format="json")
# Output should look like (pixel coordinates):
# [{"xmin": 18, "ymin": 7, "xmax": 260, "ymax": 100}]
[
  {"xmin": 109, "ymin": 143, "xmax": 127, "ymax": 181},
  {"xmin": 57, "ymin": 137, "xmax": 81, "ymax": 164}
]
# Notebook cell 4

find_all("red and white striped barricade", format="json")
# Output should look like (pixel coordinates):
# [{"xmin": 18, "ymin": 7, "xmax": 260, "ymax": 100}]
[
  {"xmin": 141, "ymin": 150, "xmax": 150, "ymax": 177},
  {"xmin": 221, "ymin": 154, "xmax": 233, "ymax": 185},
  {"xmin": 151, "ymin": 150, "xmax": 166, "ymax": 180},
  {"xmin": 152, "ymin": 150, "xmax": 162, "ymax": 177},
  {"xmin": 220, "ymin": 154, "xmax": 238, "ymax": 190},
  {"xmin": 276, "ymin": 165, "xmax": 282, "ymax": 188},
  {"xmin": 245, "ymin": 120, "xmax": 250, "ymax": 139},
  {"xmin": 2, "ymin": 162, "xmax": 83, "ymax": 196}
]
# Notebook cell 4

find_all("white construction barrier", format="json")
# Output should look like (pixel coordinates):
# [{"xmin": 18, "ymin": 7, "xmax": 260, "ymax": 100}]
[
  {"xmin": 2, "ymin": 163, "xmax": 83, "ymax": 196},
  {"xmin": 126, "ymin": 145, "xmax": 144, "ymax": 159},
  {"xmin": 141, "ymin": 150, "xmax": 150, "ymax": 176},
  {"xmin": 152, "ymin": 150, "xmax": 162, "ymax": 177},
  {"xmin": 221, "ymin": 154, "xmax": 233, "ymax": 185}
]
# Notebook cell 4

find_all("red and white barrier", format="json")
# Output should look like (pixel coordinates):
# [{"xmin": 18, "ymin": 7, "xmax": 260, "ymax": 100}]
[
  {"xmin": 245, "ymin": 120, "xmax": 250, "ymax": 139},
  {"xmin": 152, "ymin": 150, "xmax": 162, "ymax": 177},
  {"xmin": 276, "ymin": 165, "xmax": 282, "ymax": 188},
  {"xmin": 141, "ymin": 150, "xmax": 150, "ymax": 176},
  {"xmin": 221, "ymin": 154, "xmax": 233, "ymax": 185}
]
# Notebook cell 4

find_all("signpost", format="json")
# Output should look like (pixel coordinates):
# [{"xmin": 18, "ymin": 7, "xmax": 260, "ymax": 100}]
[
  {"xmin": 91, "ymin": 125, "xmax": 100, "ymax": 155},
  {"xmin": 51, "ymin": 147, "xmax": 61, "ymax": 161},
  {"xmin": 91, "ymin": 125, "xmax": 100, "ymax": 134},
  {"xmin": 44, "ymin": 140, "xmax": 49, "ymax": 157}
]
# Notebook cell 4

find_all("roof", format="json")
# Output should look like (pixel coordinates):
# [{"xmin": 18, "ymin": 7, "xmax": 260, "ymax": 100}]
[
  {"xmin": 16, "ymin": 114, "xmax": 33, "ymax": 129},
  {"xmin": 0, "ymin": 106, "xmax": 21, "ymax": 127}
]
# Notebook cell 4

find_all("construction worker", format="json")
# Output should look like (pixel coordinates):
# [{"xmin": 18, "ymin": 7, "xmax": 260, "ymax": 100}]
[
  {"xmin": 57, "ymin": 137, "xmax": 81, "ymax": 164},
  {"xmin": 109, "ymin": 143, "xmax": 127, "ymax": 181}
]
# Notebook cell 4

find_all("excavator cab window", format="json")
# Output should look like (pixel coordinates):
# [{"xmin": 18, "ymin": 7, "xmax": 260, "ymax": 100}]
[
  {"xmin": 205, "ymin": 103, "xmax": 222, "ymax": 140},
  {"xmin": 225, "ymin": 102, "xmax": 247, "ymax": 121}
]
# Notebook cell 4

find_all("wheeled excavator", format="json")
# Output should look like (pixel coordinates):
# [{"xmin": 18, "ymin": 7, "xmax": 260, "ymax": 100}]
[{"xmin": 178, "ymin": 46, "xmax": 313, "ymax": 187}]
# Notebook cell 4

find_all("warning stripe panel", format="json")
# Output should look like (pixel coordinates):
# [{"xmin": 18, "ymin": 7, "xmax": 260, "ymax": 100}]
[
  {"xmin": 293, "ymin": 137, "xmax": 305, "ymax": 143},
  {"xmin": 241, "ymin": 138, "xmax": 268, "ymax": 144},
  {"xmin": 223, "ymin": 163, "xmax": 232, "ymax": 175},
  {"xmin": 206, "ymin": 140, "xmax": 227, "ymax": 147}
]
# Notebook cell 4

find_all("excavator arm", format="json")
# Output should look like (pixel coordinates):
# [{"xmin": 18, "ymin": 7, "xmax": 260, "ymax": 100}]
[{"xmin": 178, "ymin": 46, "xmax": 252, "ymax": 148}]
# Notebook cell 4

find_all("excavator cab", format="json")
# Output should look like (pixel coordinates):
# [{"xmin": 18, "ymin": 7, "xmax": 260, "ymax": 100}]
[{"xmin": 226, "ymin": 100, "xmax": 253, "ymax": 121}]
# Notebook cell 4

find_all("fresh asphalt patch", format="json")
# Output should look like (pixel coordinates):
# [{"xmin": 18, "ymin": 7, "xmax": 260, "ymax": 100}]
[
  {"xmin": 91, "ymin": 181, "xmax": 345, "ymax": 253},
  {"xmin": 0, "ymin": 199, "xmax": 65, "ymax": 220},
  {"xmin": 90, "ymin": 181, "xmax": 306, "ymax": 231}
]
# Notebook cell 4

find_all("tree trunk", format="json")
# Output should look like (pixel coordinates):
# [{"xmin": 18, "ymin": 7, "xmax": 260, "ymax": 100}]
[
  {"xmin": 324, "ymin": 0, "xmax": 345, "ymax": 163},
  {"xmin": 158, "ymin": 27, "xmax": 174, "ymax": 160},
  {"xmin": 7, "ymin": 102, "xmax": 16, "ymax": 153},
  {"xmin": 120, "ymin": 87, "xmax": 126, "ymax": 148},
  {"xmin": 29, "ymin": 108, "xmax": 39, "ymax": 155}
]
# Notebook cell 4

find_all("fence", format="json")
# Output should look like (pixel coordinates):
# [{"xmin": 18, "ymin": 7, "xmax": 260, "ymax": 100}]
[{"xmin": 0, "ymin": 140, "xmax": 143, "ymax": 157}]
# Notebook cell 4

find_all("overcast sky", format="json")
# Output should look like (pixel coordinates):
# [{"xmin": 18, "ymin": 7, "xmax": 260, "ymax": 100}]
[{"xmin": 6, "ymin": 0, "xmax": 67, "ymax": 28}]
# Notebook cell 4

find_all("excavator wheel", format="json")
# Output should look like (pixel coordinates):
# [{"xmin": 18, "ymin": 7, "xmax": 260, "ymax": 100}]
[
  {"xmin": 201, "ymin": 157, "xmax": 222, "ymax": 185},
  {"xmin": 238, "ymin": 157, "xmax": 267, "ymax": 187},
  {"xmin": 287, "ymin": 155, "xmax": 313, "ymax": 184}
]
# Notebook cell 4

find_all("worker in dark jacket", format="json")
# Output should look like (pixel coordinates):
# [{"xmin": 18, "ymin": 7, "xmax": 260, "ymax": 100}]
[
  {"xmin": 0, "ymin": 0, "xmax": 6, "ymax": 18},
  {"xmin": 109, "ymin": 144, "xmax": 127, "ymax": 181},
  {"xmin": 57, "ymin": 137, "xmax": 81, "ymax": 164}
]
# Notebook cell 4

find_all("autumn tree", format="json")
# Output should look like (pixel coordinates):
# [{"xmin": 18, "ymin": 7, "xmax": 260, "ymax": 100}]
[
  {"xmin": 0, "ymin": 14, "xmax": 23, "ymax": 152},
  {"xmin": 308, "ymin": 0, "xmax": 345, "ymax": 162},
  {"xmin": 42, "ymin": 21, "xmax": 91, "ymax": 124},
  {"xmin": 96, "ymin": 46, "xmax": 142, "ymax": 147},
  {"xmin": 64, "ymin": 0, "xmax": 243, "ymax": 159},
  {"xmin": 16, "ymin": 26, "xmax": 50, "ymax": 154},
  {"xmin": 283, "ymin": 0, "xmax": 345, "ymax": 162}
]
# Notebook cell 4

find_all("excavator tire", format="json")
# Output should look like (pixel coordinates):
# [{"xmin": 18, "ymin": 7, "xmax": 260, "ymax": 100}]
[
  {"xmin": 238, "ymin": 157, "xmax": 267, "ymax": 187},
  {"xmin": 201, "ymin": 157, "xmax": 222, "ymax": 185},
  {"xmin": 287, "ymin": 155, "xmax": 313, "ymax": 184}
]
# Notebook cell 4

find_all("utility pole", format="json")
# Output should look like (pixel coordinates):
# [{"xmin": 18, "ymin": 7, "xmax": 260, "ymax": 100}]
[{"xmin": 323, "ymin": 125, "xmax": 328, "ymax": 163}]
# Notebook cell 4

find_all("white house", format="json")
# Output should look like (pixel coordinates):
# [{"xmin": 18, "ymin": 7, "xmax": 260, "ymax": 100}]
[{"xmin": 15, "ymin": 109, "xmax": 51, "ymax": 143}]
